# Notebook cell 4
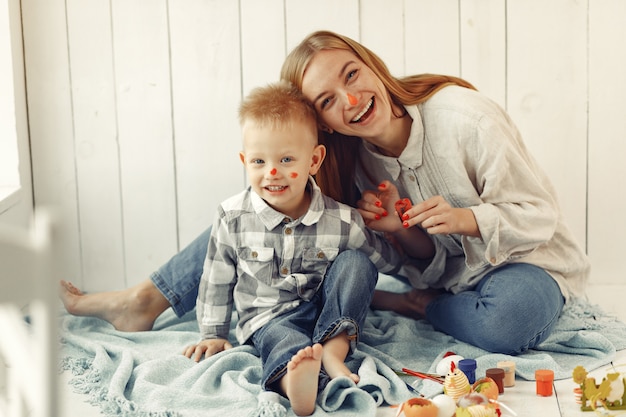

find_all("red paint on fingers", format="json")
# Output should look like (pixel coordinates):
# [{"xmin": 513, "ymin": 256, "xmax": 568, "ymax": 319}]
[{"xmin": 394, "ymin": 198, "xmax": 412, "ymax": 217}]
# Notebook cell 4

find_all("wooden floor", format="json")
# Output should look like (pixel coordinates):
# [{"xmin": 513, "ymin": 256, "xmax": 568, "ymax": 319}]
[{"xmin": 376, "ymin": 349, "xmax": 626, "ymax": 417}]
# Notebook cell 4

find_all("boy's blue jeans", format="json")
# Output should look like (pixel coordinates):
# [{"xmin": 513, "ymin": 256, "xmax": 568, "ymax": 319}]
[
  {"xmin": 251, "ymin": 249, "xmax": 378, "ymax": 391},
  {"xmin": 151, "ymin": 227, "xmax": 564, "ymax": 355}
]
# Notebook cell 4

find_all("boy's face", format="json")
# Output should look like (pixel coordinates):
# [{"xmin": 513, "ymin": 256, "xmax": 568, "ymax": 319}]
[{"xmin": 240, "ymin": 118, "xmax": 325, "ymax": 219}]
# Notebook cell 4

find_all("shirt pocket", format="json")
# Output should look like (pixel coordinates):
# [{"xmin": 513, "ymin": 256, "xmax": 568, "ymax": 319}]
[
  {"xmin": 238, "ymin": 246, "xmax": 274, "ymax": 285},
  {"xmin": 300, "ymin": 247, "xmax": 339, "ymax": 279},
  {"xmin": 291, "ymin": 248, "xmax": 339, "ymax": 299}
]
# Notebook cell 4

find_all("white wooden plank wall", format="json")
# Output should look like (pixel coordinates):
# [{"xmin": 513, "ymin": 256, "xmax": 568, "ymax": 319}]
[
  {"xmin": 586, "ymin": 0, "xmax": 626, "ymax": 315},
  {"xmin": 1, "ymin": 0, "xmax": 32, "ymax": 228},
  {"xmin": 19, "ymin": 1, "xmax": 626, "ymax": 309}
]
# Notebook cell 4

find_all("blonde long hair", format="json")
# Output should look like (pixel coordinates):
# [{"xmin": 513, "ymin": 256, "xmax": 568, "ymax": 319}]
[{"xmin": 280, "ymin": 30, "xmax": 476, "ymax": 206}]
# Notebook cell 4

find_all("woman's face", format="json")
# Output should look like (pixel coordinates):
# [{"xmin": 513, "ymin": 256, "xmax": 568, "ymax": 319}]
[{"xmin": 301, "ymin": 49, "xmax": 395, "ymax": 141}]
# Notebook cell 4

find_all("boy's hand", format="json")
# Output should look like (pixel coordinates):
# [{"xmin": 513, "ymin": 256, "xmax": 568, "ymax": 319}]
[{"xmin": 183, "ymin": 338, "xmax": 233, "ymax": 362}]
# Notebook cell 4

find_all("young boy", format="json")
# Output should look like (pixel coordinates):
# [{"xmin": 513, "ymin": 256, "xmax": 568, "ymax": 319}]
[{"xmin": 182, "ymin": 81, "xmax": 433, "ymax": 416}]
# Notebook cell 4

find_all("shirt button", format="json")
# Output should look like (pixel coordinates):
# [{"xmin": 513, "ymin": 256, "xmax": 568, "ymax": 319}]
[
  {"xmin": 281, "ymin": 267, "xmax": 289, "ymax": 275},
  {"xmin": 285, "ymin": 228, "xmax": 292, "ymax": 235},
  {"xmin": 409, "ymin": 175, "xmax": 416, "ymax": 182},
  {"xmin": 317, "ymin": 251, "xmax": 325, "ymax": 259},
  {"xmin": 490, "ymin": 257, "xmax": 497, "ymax": 264},
  {"xmin": 283, "ymin": 217, "xmax": 290, "ymax": 223},
  {"xmin": 251, "ymin": 251, "xmax": 258, "ymax": 258}
]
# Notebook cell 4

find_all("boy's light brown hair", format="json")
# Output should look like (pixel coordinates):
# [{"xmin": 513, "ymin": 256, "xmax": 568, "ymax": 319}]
[{"xmin": 238, "ymin": 81, "xmax": 318, "ymax": 137}]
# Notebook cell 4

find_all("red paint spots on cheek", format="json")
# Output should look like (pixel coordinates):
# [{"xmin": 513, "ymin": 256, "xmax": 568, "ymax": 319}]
[
  {"xmin": 270, "ymin": 168, "xmax": 277, "ymax": 175},
  {"xmin": 290, "ymin": 172, "xmax": 298, "ymax": 179}
]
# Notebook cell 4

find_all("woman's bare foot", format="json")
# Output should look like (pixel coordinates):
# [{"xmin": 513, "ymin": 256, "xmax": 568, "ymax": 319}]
[
  {"xmin": 322, "ymin": 333, "xmax": 359, "ymax": 384},
  {"xmin": 59, "ymin": 279, "xmax": 170, "ymax": 331},
  {"xmin": 371, "ymin": 288, "xmax": 443, "ymax": 320},
  {"xmin": 282, "ymin": 344, "xmax": 323, "ymax": 416}
]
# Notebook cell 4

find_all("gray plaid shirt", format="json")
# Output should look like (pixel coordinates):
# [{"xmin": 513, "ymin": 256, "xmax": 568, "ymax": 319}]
[{"xmin": 196, "ymin": 177, "xmax": 404, "ymax": 344}]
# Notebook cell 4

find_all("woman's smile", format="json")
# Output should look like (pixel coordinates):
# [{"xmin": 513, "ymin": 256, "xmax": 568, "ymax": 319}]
[
  {"xmin": 301, "ymin": 49, "xmax": 393, "ymax": 142},
  {"xmin": 350, "ymin": 96, "xmax": 375, "ymax": 123}
]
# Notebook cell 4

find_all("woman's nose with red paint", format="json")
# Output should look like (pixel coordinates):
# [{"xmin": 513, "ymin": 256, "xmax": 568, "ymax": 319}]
[
  {"xmin": 347, "ymin": 93, "xmax": 358, "ymax": 106},
  {"xmin": 269, "ymin": 168, "xmax": 277, "ymax": 176}
]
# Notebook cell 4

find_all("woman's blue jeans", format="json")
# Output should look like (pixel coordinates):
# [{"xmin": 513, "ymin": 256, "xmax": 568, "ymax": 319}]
[
  {"xmin": 150, "ymin": 227, "xmax": 212, "ymax": 317},
  {"xmin": 425, "ymin": 263, "xmax": 564, "ymax": 355},
  {"xmin": 150, "ymin": 227, "xmax": 564, "ymax": 356}
]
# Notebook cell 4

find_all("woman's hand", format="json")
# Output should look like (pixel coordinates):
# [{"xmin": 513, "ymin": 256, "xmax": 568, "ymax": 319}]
[
  {"xmin": 183, "ymin": 338, "xmax": 233, "ymax": 362},
  {"xmin": 358, "ymin": 181, "xmax": 435, "ymax": 258},
  {"xmin": 357, "ymin": 181, "xmax": 404, "ymax": 233},
  {"xmin": 403, "ymin": 195, "xmax": 481, "ymax": 237}
]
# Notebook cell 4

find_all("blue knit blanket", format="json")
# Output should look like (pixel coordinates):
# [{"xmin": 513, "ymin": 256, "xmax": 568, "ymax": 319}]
[{"xmin": 60, "ymin": 278, "xmax": 626, "ymax": 417}]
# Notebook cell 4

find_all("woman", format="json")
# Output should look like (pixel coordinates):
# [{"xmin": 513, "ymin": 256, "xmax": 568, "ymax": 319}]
[{"xmin": 61, "ymin": 30, "xmax": 589, "ymax": 355}]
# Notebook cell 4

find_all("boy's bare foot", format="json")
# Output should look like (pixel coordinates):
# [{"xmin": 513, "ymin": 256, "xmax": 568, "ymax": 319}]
[
  {"xmin": 322, "ymin": 333, "xmax": 359, "ymax": 384},
  {"xmin": 59, "ymin": 279, "xmax": 170, "ymax": 332},
  {"xmin": 371, "ymin": 288, "xmax": 443, "ymax": 320},
  {"xmin": 283, "ymin": 344, "xmax": 323, "ymax": 416}
]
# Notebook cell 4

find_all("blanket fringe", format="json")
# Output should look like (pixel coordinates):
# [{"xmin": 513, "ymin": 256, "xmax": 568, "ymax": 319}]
[
  {"xmin": 61, "ymin": 356, "xmax": 182, "ymax": 417},
  {"xmin": 248, "ymin": 391, "xmax": 287, "ymax": 417}
]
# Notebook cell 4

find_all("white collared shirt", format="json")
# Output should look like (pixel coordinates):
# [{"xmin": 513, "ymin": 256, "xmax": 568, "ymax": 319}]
[{"xmin": 356, "ymin": 86, "xmax": 589, "ymax": 299}]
